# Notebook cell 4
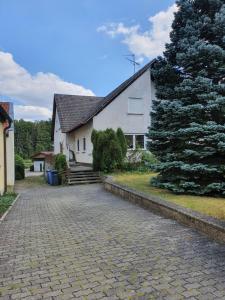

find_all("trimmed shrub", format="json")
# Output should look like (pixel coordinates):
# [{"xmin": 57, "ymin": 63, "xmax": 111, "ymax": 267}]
[
  {"xmin": 15, "ymin": 154, "xmax": 25, "ymax": 180},
  {"xmin": 54, "ymin": 154, "xmax": 67, "ymax": 173},
  {"xmin": 123, "ymin": 150, "xmax": 158, "ymax": 173},
  {"xmin": 141, "ymin": 151, "xmax": 158, "ymax": 166},
  {"xmin": 91, "ymin": 128, "xmax": 127, "ymax": 172},
  {"xmin": 116, "ymin": 128, "xmax": 127, "ymax": 158},
  {"xmin": 53, "ymin": 154, "xmax": 68, "ymax": 184}
]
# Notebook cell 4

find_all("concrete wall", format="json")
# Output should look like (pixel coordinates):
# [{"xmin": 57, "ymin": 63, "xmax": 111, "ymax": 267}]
[
  {"xmin": 6, "ymin": 129, "xmax": 15, "ymax": 191},
  {"xmin": 93, "ymin": 69, "xmax": 152, "ymax": 137},
  {"xmin": 0, "ymin": 124, "xmax": 5, "ymax": 195},
  {"xmin": 69, "ymin": 121, "xmax": 93, "ymax": 164}
]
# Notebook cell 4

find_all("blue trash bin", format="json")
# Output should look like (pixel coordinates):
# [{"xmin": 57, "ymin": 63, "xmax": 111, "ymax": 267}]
[
  {"xmin": 49, "ymin": 170, "xmax": 54, "ymax": 185},
  {"xmin": 46, "ymin": 170, "xmax": 51, "ymax": 184},
  {"xmin": 51, "ymin": 170, "xmax": 59, "ymax": 186}
]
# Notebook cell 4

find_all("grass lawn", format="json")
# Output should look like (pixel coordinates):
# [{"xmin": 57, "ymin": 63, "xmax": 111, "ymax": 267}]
[
  {"xmin": 113, "ymin": 172, "xmax": 225, "ymax": 220},
  {"xmin": 0, "ymin": 193, "xmax": 17, "ymax": 218}
]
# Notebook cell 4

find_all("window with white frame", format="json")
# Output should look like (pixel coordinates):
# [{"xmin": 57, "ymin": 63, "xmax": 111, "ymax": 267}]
[
  {"xmin": 135, "ymin": 135, "xmax": 145, "ymax": 149},
  {"xmin": 128, "ymin": 97, "xmax": 144, "ymax": 115},
  {"xmin": 125, "ymin": 135, "xmax": 134, "ymax": 150},
  {"xmin": 125, "ymin": 134, "xmax": 146, "ymax": 150},
  {"xmin": 77, "ymin": 139, "xmax": 80, "ymax": 152}
]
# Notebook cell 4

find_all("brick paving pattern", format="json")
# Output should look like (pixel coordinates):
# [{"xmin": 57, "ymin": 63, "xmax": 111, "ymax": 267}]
[{"xmin": 1, "ymin": 184, "xmax": 225, "ymax": 299}]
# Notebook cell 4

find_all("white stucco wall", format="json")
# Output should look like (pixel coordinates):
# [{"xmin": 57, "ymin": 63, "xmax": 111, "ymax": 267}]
[
  {"xmin": 6, "ymin": 130, "xmax": 15, "ymax": 190},
  {"xmin": 54, "ymin": 109, "xmax": 69, "ymax": 160},
  {"xmin": 93, "ymin": 69, "xmax": 152, "ymax": 136},
  {"xmin": 69, "ymin": 121, "xmax": 93, "ymax": 164}
]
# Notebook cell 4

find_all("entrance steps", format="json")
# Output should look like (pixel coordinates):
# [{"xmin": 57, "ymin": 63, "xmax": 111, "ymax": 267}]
[{"xmin": 66, "ymin": 169, "xmax": 102, "ymax": 185}]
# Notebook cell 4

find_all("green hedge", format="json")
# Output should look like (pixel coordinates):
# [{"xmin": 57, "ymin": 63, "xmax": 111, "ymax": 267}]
[
  {"xmin": 15, "ymin": 154, "xmax": 25, "ymax": 180},
  {"xmin": 91, "ymin": 128, "xmax": 127, "ymax": 172},
  {"xmin": 54, "ymin": 154, "xmax": 67, "ymax": 173}
]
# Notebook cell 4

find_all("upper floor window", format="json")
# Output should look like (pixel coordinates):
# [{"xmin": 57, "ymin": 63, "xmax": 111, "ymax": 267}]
[{"xmin": 128, "ymin": 97, "xmax": 144, "ymax": 115}]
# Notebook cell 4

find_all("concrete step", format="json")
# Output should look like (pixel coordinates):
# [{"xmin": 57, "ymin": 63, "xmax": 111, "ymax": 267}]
[
  {"xmin": 68, "ymin": 179, "xmax": 102, "ymax": 185},
  {"xmin": 67, "ymin": 174, "xmax": 101, "ymax": 179},
  {"xmin": 69, "ymin": 171, "xmax": 98, "ymax": 175},
  {"xmin": 66, "ymin": 169, "xmax": 102, "ymax": 185},
  {"xmin": 67, "ymin": 176, "xmax": 101, "ymax": 181}
]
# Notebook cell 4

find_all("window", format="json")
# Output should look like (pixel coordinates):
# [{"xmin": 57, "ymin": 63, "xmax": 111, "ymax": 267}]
[
  {"xmin": 128, "ymin": 97, "xmax": 144, "ymax": 115},
  {"xmin": 83, "ymin": 138, "xmax": 86, "ymax": 152},
  {"xmin": 135, "ymin": 135, "xmax": 145, "ymax": 149},
  {"xmin": 125, "ymin": 135, "xmax": 134, "ymax": 150},
  {"xmin": 125, "ymin": 134, "xmax": 145, "ymax": 150},
  {"xmin": 77, "ymin": 139, "xmax": 80, "ymax": 152}
]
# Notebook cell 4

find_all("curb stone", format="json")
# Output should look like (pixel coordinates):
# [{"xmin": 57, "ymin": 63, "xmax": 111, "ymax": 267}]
[
  {"xmin": 0, "ymin": 193, "xmax": 20, "ymax": 224},
  {"xmin": 104, "ymin": 177, "xmax": 225, "ymax": 244}
]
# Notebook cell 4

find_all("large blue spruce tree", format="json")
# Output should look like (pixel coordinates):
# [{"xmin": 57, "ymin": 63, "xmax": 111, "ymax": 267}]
[{"xmin": 148, "ymin": 0, "xmax": 225, "ymax": 196}]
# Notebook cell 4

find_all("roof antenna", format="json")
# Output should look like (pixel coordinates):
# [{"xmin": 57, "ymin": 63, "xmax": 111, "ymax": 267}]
[{"xmin": 124, "ymin": 54, "xmax": 140, "ymax": 74}]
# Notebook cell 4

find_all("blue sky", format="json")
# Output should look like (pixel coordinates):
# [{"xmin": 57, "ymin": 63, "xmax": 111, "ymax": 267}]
[{"xmin": 0, "ymin": 0, "xmax": 175, "ymax": 120}]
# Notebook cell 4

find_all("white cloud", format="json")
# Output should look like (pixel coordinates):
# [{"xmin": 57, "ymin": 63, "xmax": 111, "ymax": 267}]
[
  {"xmin": 97, "ymin": 23, "xmax": 139, "ymax": 38},
  {"xmin": 97, "ymin": 4, "xmax": 177, "ymax": 58},
  {"xmin": 15, "ymin": 105, "xmax": 52, "ymax": 121},
  {"xmin": 0, "ymin": 51, "xmax": 95, "ymax": 120}
]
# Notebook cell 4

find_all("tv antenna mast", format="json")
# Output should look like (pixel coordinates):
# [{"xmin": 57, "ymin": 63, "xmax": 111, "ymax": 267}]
[{"xmin": 124, "ymin": 54, "xmax": 140, "ymax": 74}]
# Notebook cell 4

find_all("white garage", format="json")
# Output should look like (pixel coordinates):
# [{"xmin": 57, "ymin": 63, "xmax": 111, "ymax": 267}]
[{"xmin": 31, "ymin": 152, "xmax": 53, "ymax": 172}]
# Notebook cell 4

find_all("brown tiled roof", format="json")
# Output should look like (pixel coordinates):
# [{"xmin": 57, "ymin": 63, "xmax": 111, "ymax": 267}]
[
  {"xmin": 52, "ymin": 60, "xmax": 155, "ymax": 135},
  {"xmin": 54, "ymin": 95, "xmax": 104, "ymax": 133},
  {"xmin": 31, "ymin": 151, "xmax": 53, "ymax": 159}
]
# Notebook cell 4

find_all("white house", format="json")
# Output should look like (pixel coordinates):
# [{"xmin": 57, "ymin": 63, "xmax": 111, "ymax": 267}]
[{"xmin": 52, "ymin": 60, "xmax": 156, "ymax": 165}]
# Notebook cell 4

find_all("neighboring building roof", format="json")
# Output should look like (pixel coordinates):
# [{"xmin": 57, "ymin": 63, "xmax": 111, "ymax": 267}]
[
  {"xmin": 0, "ymin": 104, "xmax": 12, "ymax": 126},
  {"xmin": 31, "ymin": 151, "xmax": 53, "ymax": 159},
  {"xmin": 52, "ymin": 60, "xmax": 155, "ymax": 135}
]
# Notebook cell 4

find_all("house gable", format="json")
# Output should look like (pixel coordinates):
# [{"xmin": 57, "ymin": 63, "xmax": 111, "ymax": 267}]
[
  {"xmin": 93, "ymin": 68, "xmax": 153, "ymax": 134},
  {"xmin": 51, "ymin": 60, "xmax": 155, "ymax": 138}
]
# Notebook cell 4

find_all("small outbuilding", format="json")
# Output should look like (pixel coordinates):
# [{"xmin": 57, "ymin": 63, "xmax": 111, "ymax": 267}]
[{"xmin": 31, "ymin": 152, "xmax": 53, "ymax": 172}]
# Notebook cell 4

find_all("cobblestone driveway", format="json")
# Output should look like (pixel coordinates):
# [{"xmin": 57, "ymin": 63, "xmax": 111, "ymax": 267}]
[{"xmin": 1, "ymin": 184, "xmax": 225, "ymax": 300}]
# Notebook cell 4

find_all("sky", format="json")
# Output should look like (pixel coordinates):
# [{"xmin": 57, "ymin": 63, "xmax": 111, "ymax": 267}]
[{"xmin": 0, "ymin": 0, "xmax": 176, "ymax": 121}]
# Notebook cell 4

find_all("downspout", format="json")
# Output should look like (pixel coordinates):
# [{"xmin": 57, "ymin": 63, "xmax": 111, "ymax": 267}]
[{"xmin": 3, "ymin": 119, "xmax": 12, "ymax": 193}]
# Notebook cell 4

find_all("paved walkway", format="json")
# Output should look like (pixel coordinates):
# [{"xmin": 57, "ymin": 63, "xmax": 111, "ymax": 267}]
[{"xmin": 1, "ymin": 184, "xmax": 225, "ymax": 300}]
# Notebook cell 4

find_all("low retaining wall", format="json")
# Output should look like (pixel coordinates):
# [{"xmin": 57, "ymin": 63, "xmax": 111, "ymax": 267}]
[{"xmin": 104, "ymin": 178, "xmax": 225, "ymax": 244}]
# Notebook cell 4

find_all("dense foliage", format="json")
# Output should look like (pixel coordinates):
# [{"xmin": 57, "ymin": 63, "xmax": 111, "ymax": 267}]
[
  {"xmin": 148, "ymin": 0, "xmax": 225, "ymax": 196},
  {"xmin": 54, "ymin": 154, "xmax": 68, "ymax": 173},
  {"xmin": 15, "ymin": 119, "xmax": 52, "ymax": 159},
  {"xmin": 91, "ymin": 128, "xmax": 127, "ymax": 172},
  {"xmin": 123, "ymin": 150, "xmax": 158, "ymax": 172},
  {"xmin": 15, "ymin": 154, "xmax": 25, "ymax": 180}
]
